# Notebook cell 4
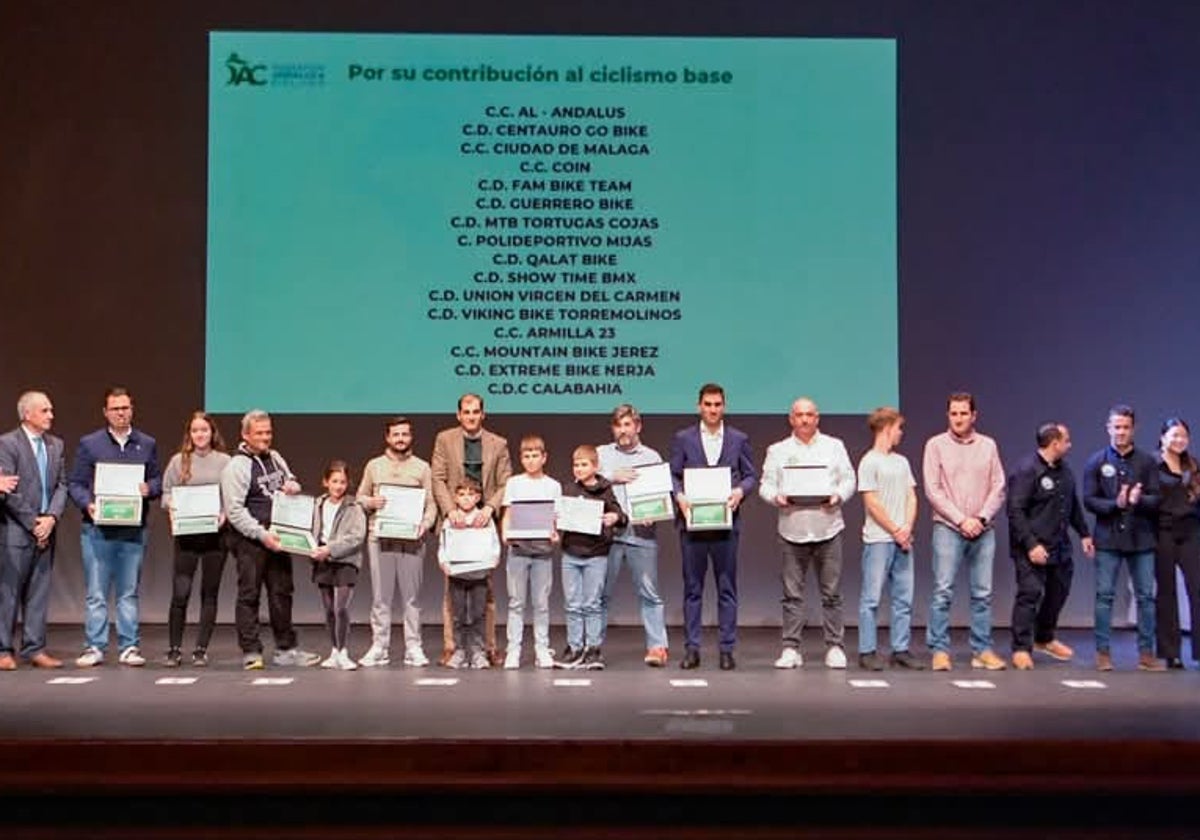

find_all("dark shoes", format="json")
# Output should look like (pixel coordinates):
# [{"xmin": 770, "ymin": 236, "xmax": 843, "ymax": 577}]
[
  {"xmin": 680, "ymin": 649, "xmax": 700, "ymax": 670},
  {"xmin": 719, "ymin": 651, "xmax": 736, "ymax": 671},
  {"xmin": 858, "ymin": 652, "xmax": 885, "ymax": 671},
  {"xmin": 554, "ymin": 646, "xmax": 586, "ymax": 669},
  {"xmin": 890, "ymin": 650, "xmax": 925, "ymax": 670}
]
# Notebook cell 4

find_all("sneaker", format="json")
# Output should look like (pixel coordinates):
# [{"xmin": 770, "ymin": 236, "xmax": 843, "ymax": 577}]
[
  {"xmin": 1034, "ymin": 639, "xmax": 1074, "ymax": 661},
  {"xmin": 75, "ymin": 647, "xmax": 104, "ymax": 668},
  {"xmin": 858, "ymin": 652, "xmax": 885, "ymax": 671},
  {"xmin": 164, "ymin": 648, "xmax": 182, "ymax": 668},
  {"xmin": 554, "ymin": 646, "xmax": 586, "ymax": 669},
  {"xmin": 1096, "ymin": 651, "xmax": 1114, "ymax": 672},
  {"xmin": 773, "ymin": 647, "xmax": 802, "ymax": 669},
  {"xmin": 889, "ymin": 650, "xmax": 926, "ymax": 670},
  {"xmin": 242, "ymin": 652, "xmax": 265, "ymax": 670},
  {"xmin": 358, "ymin": 645, "xmax": 390, "ymax": 668},
  {"xmin": 273, "ymin": 647, "xmax": 321, "ymax": 667},
  {"xmin": 118, "ymin": 646, "xmax": 146, "ymax": 667},
  {"xmin": 320, "ymin": 648, "xmax": 341, "ymax": 669},
  {"xmin": 403, "ymin": 648, "xmax": 429, "ymax": 668},
  {"xmin": 337, "ymin": 649, "xmax": 359, "ymax": 671},
  {"xmin": 971, "ymin": 649, "xmax": 1007, "ymax": 671},
  {"xmin": 931, "ymin": 651, "xmax": 952, "ymax": 671},
  {"xmin": 192, "ymin": 648, "xmax": 209, "ymax": 667},
  {"xmin": 824, "ymin": 646, "xmax": 848, "ymax": 669},
  {"xmin": 446, "ymin": 649, "xmax": 469, "ymax": 669},
  {"xmin": 1138, "ymin": 652, "xmax": 1167, "ymax": 672},
  {"xmin": 644, "ymin": 647, "xmax": 669, "ymax": 667},
  {"xmin": 1012, "ymin": 650, "xmax": 1034, "ymax": 670},
  {"xmin": 470, "ymin": 650, "xmax": 491, "ymax": 669},
  {"xmin": 504, "ymin": 649, "xmax": 521, "ymax": 670},
  {"xmin": 581, "ymin": 647, "xmax": 606, "ymax": 671},
  {"xmin": 535, "ymin": 648, "xmax": 555, "ymax": 669}
]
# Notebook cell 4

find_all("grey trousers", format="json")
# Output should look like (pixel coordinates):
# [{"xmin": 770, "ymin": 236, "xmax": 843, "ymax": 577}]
[
  {"xmin": 366, "ymin": 537, "xmax": 424, "ymax": 653},
  {"xmin": 779, "ymin": 532, "xmax": 844, "ymax": 649}
]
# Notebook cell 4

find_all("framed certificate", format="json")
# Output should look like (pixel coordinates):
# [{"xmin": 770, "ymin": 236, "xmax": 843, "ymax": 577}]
[
  {"xmin": 623, "ymin": 462, "xmax": 675, "ymax": 524},
  {"xmin": 557, "ymin": 495, "xmax": 603, "ymax": 536},
  {"xmin": 442, "ymin": 528, "xmax": 500, "ymax": 575},
  {"xmin": 269, "ymin": 492, "xmax": 317, "ymax": 555},
  {"xmin": 376, "ymin": 484, "xmax": 425, "ymax": 539},
  {"xmin": 94, "ymin": 462, "xmax": 145, "ymax": 526},
  {"xmin": 781, "ymin": 464, "xmax": 833, "ymax": 506},
  {"xmin": 683, "ymin": 466, "xmax": 733, "ymax": 531},
  {"xmin": 170, "ymin": 484, "xmax": 221, "ymax": 536},
  {"xmin": 506, "ymin": 499, "xmax": 556, "ymax": 540}
]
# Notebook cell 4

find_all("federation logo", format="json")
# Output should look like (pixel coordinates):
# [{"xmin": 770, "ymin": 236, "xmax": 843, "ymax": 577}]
[
  {"xmin": 1100, "ymin": 463, "xmax": 1117, "ymax": 478},
  {"xmin": 1040, "ymin": 476, "xmax": 1055, "ymax": 491},
  {"xmin": 225, "ymin": 52, "xmax": 268, "ymax": 86}
]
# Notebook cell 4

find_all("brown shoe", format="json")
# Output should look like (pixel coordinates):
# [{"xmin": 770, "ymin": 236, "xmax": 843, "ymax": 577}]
[
  {"xmin": 30, "ymin": 651, "xmax": 63, "ymax": 669},
  {"xmin": 971, "ymin": 649, "xmax": 1007, "ymax": 671},
  {"xmin": 1138, "ymin": 652, "xmax": 1167, "ymax": 672},
  {"xmin": 931, "ymin": 651, "xmax": 952, "ymax": 671},
  {"xmin": 0, "ymin": 653, "xmax": 16, "ymax": 671},
  {"xmin": 1096, "ymin": 651, "xmax": 1114, "ymax": 671},
  {"xmin": 1034, "ymin": 639, "xmax": 1074, "ymax": 661},
  {"xmin": 644, "ymin": 647, "xmax": 669, "ymax": 667},
  {"xmin": 1012, "ymin": 651, "xmax": 1034, "ymax": 670}
]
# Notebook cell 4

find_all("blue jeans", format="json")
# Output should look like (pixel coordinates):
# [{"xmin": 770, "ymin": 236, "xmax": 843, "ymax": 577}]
[
  {"xmin": 505, "ymin": 552, "xmax": 552, "ymax": 655},
  {"xmin": 598, "ymin": 541, "xmax": 668, "ymax": 650},
  {"xmin": 858, "ymin": 541, "xmax": 914, "ymax": 655},
  {"xmin": 81, "ymin": 523, "xmax": 147, "ymax": 651},
  {"xmin": 926, "ymin": 524, "xmax": 995, "ymax": 655},
  {"xmin": 1094, "ymin": 548, "xmax": 1156, "ymax": 653},
  {"xmin": 562, "ymin": 552, "xmax": 607, "ymax": 649}
]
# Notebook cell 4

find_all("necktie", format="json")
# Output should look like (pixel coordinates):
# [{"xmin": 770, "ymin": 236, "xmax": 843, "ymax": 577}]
[{"xmin": 34, "ymin": 436, "xmax": 49, "ymax": 512}]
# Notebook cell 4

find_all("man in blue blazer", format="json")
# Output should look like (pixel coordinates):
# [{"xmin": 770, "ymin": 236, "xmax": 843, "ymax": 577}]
[
  {"xmin": 669, "ymin": 383, "xmax": 757, "ymax": 670},
  {"xmin": 0, "ymin": 391, "xmax": 69, "ymax": 670}
]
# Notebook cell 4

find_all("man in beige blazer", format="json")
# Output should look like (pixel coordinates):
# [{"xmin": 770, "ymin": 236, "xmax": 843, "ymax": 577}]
[{"xmin": 431, "ymin": 393, "xmax": 513, "ymax": 665}]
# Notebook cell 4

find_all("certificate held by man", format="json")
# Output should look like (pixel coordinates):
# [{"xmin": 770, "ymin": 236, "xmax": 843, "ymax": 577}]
[
  {"xmin": 683, "ymin": 466, "xmax": 732, "ymax": 531},
  {"xmin": 375, "ymin": 484, "xmax": 426, "ymax": 539},
  {"xmin": 622, "ymin": 462, "xmax": 675, "ymax": 524},
  {"xmin": 170, "ymin": 484, "xmax": 221, "ymax": 536},
  {"xmin": 270, "ymin": 491, "xmax": 318, "ymax": 555},
  {"xmin": 781, "ymin": 464, "xmax": 833, "ymax": 507},
  {"xmin": 94, "ymin": 462, "xmax": 145, "ymax": 526}
]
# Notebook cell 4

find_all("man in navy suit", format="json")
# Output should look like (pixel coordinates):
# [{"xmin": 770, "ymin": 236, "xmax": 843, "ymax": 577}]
[
  {"xmin": 669, "ymin": 383, "xmax": 757, "ymax": 670},
  {"xmin": 0, "ymin": 391, "xmax": 69, "ymax": 670}
]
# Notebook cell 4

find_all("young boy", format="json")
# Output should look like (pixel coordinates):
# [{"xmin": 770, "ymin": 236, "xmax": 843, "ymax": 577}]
[
  {"xmin": 438, "ymin": 480, "xmax": 500, "ymax": 669},
  {"xmin": 857, "ymin": 407, "xmax": 924, "ymax": 671},
  {"xmin": 556, "ymin": 444, "xmax": 627, "ymax": 670},
  {"xmin": 501, "ymin": 435, "xmax": 562, "ymax": 669}
]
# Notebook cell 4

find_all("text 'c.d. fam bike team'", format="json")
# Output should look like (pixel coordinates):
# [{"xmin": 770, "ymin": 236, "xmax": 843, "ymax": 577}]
[{"xmin": 0, "ymin": 384, "xmax": 1195, "ymax": 675}]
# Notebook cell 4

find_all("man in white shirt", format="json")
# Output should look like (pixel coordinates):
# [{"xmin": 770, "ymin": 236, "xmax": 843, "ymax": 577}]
[{"xmin": 759, "ymin": 398, "xmax": 855, "ymax": 669}]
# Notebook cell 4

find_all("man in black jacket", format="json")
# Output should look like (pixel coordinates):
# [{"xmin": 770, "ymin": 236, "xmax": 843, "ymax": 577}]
[{"xmin": 1007, "ymin": 423, "xmax": 1093, "ymax": 670}]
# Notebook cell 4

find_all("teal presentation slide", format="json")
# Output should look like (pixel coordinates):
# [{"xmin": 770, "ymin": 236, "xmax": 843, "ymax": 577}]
[{"xmin": 207, "ymin": 32, "xmax": 896, "ymax": 414}]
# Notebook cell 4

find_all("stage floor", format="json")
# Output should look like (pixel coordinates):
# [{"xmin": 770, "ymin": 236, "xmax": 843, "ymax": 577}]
[{"xmin": 0, "ymin": 625, "xmax": 1197, "ymax": 742}]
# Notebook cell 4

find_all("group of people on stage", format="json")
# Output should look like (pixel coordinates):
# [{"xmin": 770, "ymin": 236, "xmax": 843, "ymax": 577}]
[{"xmin": 0, "ymin": 385, "xmax": 1196, "ymax": 675}]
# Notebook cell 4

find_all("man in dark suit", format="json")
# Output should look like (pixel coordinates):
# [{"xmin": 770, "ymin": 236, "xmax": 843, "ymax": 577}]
[
  {"xmin": 0, "ymin": 391, "xmax": 69, "ymax": 670},
  {"xmin": 669, "ymin": 383, "xmax": 757, "ymax": 670}
]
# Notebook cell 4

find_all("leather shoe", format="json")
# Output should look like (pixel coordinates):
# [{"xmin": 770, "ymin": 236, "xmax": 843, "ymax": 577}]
[
  {"xmin": 719, "ymin": 651, "xmax": 736, "ymax": 671},
  {"xmin": 30, "ymin": 651, "xmax": 63, "ymax": 669},
  {"xmin": 680, "ymin": 649, "xmax": 700, "ymax": 669},
  {"xmin": 0, "ymin": 653, "xmax": 16, "ymax": 671}
]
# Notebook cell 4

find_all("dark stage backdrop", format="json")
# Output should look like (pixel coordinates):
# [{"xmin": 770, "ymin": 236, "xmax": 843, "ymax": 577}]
[{"xmin": 2, "ymin": 1, "xmax": 1198, "ymax": 635}]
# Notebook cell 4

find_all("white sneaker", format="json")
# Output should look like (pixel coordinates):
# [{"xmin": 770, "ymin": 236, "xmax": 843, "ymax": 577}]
[
  {"xmin": 774, "ymin": 648, "xmax": 802, "ymax": 669},
  {"xmin": 320, "ymin": 648, "xmax": 340, "ymax": 669},
  {"xmin": 504, "ymin": 649, "xmax": 521, "ymax": 670},
  {"xmin": 470, "ymin": 650, "xmax": 490, "ymax": 669},
  {"xmin": 337, "ymin": 649, "xmax": 358, "ymax": 671},
  {"xmin": 358, "ymin": 645, "xmax": 389, "ymax": 667},
  {"xmin": 76, "ymin": 647, "xmax": 104, "ymax": 668},
  {"xmin": 824, "ymin": 646, "xmax": 848, "ymax": 669},
  {"xmin": 118, "ymin": 646, "xmax": 146, "ymax": 667},
  {"xmin": 535, "ymin": 648, "xmax": 555, "ymax": 669},
  {"xmin": 273, "ymin": 647, "xmax": 322, "ymax": 667},
  {"xmin": 446, "ymin": 649, "xmax": 469, "ymax": 669},
  {"xmin": 403, "ymin": 648, "xmax": 429, "ymax": 667}
]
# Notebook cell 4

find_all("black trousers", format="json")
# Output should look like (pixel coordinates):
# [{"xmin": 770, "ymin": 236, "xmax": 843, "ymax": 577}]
[
  {"xmin": 168, "ymin": 532, "xmax": 227, "ymax": 651},
  {"xmin": 231, "ymin": 532, "xmax": 297, "ymax": 654},
  {"xmin": 1010, "ymin": 552, "xmax": 1073, "ymax": 652},
  {"xmin": 1155, "ymin": 527, "xmax": 1200, "ymax": 661},
  {"xmin": 450, "ymin": 576, "xmax": 488, "ymax": 654}
]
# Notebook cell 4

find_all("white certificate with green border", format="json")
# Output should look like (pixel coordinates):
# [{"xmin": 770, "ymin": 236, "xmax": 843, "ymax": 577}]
[
  {"xmin": 683, "ymin": 466, "xmax": 732, "ymax": 531},
  {"xmin": 94, "ymin": 462, "xmax": 145, "ymax": 526},
  {"xmin": 375, "ymin": 484, "xmax": 425, "ymax": 539},
  {"xmin": 170, "ymin": 484, "xmax": 221, "ymax": 536},
  {"xmin": 270, "ymin": 492, "xmax": 317, "ymax": 555},
  {"xmin": 622, "ymin": 462, "xmax": 675, "ymax": 524}
]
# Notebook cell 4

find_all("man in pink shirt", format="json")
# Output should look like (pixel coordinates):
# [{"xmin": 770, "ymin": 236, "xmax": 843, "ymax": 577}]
[{"xmin": 923, "ymin": 392, "xmax": 1007, "ymax": 671}]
